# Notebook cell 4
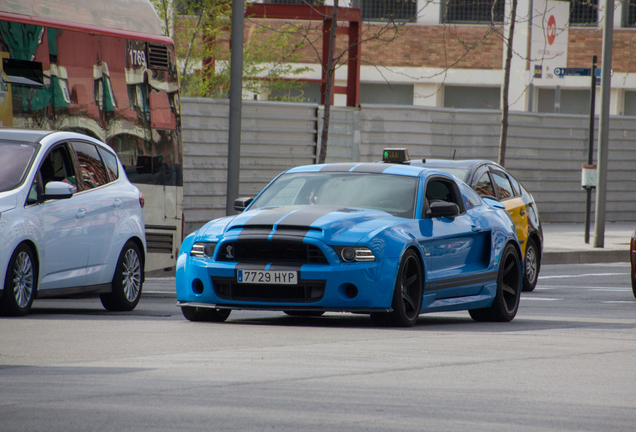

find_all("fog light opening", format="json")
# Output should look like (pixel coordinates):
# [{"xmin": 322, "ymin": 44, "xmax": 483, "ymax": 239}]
[
  {"xmin": 192, "ymin": 278, "xmax": 204, "ymax": 294},
  {"xmin": 344, "ymin": 284, "xmax": 358, "ymax": 299}
]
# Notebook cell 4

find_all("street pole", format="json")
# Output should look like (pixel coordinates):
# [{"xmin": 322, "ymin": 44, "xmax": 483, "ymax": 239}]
[
  {"xmin": 593, "ymin": 0, "xmax": 614, "ymax": 248},
  {"xmin": 584, "ymin": 55, "xmax": 597, "ymax": 244},
  {"xmin": 226, "ymin": 0, "xmax": 244, "ymax": 215}
]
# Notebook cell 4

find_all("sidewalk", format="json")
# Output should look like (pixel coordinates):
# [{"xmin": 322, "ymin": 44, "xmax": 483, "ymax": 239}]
[{"xmin": 541, "ymin": 222, "xmax": 633, "ymax": 265}]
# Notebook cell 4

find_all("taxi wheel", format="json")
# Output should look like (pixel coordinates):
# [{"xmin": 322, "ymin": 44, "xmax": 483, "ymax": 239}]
[
  {"xmin": 101, "ymin": 241, "xmax": 143, "ymax": 312},
  {"xmin": 469, "ymin": 243, "xmax": 521, "ymax": 322},
  {"xmin": 0, "ymin": 244, "xmax": 37, "ymax": 317},
  {"xmin": 522, "ymin": 238, "xmax": 539, "ymax": 292},
  {"xmin": 182, "ymin": 306, "xmax": 231, "ymax": 322},
  {"xmin": 371, "ymin": 249, "xmax": 423, "ymax": 327}
]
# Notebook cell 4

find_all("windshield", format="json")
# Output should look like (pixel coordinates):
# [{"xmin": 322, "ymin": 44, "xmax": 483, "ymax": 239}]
[
  {"xmin": 0, "ymin": 141, "xmax": 39, "ymax": 192},
  {"xmin": 252, "ymin": 172, "xmax": 419, "ymax": 218}
]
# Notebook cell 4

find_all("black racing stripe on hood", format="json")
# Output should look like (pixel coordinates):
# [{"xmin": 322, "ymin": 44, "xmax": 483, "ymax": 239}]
[
  {"xmin": 273, "ymin": 205, "xmax": 339, "ymax": 227},
  {"xmin": 240, "ymin": 207, "xmax": 299, "ymax": 227}
]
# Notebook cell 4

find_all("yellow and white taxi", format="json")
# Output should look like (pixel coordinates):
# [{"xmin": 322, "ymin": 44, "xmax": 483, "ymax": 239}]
[{"xmin": 382, "ymin": 150, "xmax": 543, "ymax": 292}]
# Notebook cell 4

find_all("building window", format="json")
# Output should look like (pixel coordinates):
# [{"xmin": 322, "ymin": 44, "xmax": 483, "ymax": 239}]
[
  {"xmin": 622, "ymin": 0, "xmax": 636, "ymax": 27},
  {"xmin": 360, "ymin": 0, "xmax": 417, "ymax": 22},
  {"xmin": 569, "ymin": 0, "xmax": 598, "ymax": 26},
  {"xmin": 441, "ymin": 0, "xmax": 504, "ymax": 24},
  {"xmin": 444, "ymin": 86, "xmax": 500, "ymax": 109}
]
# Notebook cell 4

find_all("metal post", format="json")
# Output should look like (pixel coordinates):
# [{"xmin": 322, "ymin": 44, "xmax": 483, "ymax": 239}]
[
  {"xmin": 593, "ymin": 0, "xmax": 614, "ymax": 248},
  {"xmin": 584, "ymin": 55, "xmax": 597, "ymax": 244},
  {"xmin": 226, "ymin": 0, "xmax": 245, "ymax": 215},
  {"xmin": 554, "ymin": 85, "xmax": 561, "ymax": 113}
]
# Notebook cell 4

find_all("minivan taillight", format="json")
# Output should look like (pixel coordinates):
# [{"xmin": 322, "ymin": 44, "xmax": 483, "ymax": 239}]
[{"xmin": 139, "ymin": 191, "xmax": 145, "ymax": 209}]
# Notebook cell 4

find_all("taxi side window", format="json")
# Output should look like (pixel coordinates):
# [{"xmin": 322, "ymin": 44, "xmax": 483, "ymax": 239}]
[
  {"xmin": 492, "ymin": 171, "xmax": 514, "ymax": 199},
  {"xmin": 72, "ymin": 141, "xmax": 110, "ymax": 189},
  {"xmin": 475, "ymin": 173, "xmax": 495, "ymax": 197},
  {"xmin": 508, "ymin": 174, "xmax": 521, "ymax": 197}
]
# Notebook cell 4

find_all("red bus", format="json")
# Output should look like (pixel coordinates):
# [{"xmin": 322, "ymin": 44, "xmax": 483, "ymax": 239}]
[{"xmin": 0, "ymin": 0, "xmax": 183, "ymax": 272}]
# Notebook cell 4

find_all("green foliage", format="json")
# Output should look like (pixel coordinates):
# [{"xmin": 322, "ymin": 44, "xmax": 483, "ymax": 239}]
[{"xmin": 150, "ymin": 0, "xmax": 310, "ymax": 100}]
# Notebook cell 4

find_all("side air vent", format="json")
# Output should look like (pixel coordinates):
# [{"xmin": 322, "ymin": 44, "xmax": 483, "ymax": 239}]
[{"xmin": 147, "ymin": 43, "xmax": 169, "ymax": 69}]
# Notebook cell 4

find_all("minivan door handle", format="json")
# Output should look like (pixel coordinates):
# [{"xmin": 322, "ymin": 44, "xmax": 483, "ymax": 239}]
[
  {"xmin": 113, "ymin": 198, "xmax": 123, "ymax": 208},
  {"xmin": 76, "ymin": 208, "xmax": 87, "ymax": 219}
]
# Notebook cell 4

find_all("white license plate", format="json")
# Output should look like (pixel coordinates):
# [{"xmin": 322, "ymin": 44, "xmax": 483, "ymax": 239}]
[{"xmin": 237, "ymin": 270, "xmax": 298, "ymax": 285}]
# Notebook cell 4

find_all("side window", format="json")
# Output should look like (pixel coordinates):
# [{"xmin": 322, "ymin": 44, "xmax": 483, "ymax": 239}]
[
  {"xmin": 72, "ymin": 141, "xmax": 110, "ymax": 189},
  {"xmin": 474, "ymin": 173, "xmax": 495, "ymax": 197},
  {"xmin": 459, "ymin": 182, "xmax": 482, "ymax": 209},
  {"xmin": 38, "ymin": 144, "xmax": 77, "ymax": 196},
  {"xmin": 507, "ymin": 173, "xmax": 521, "ymax": 197},
  {"xmin": 425, "ymin": 178, "xmax": 464, "ymax": 212},
  {"xmin": 99, "ymin": 148, "xmax": 120, "ymax": 182},
  {"xmin": 491, "ymin": 171, "xmax": 514, "ymax": 200}
]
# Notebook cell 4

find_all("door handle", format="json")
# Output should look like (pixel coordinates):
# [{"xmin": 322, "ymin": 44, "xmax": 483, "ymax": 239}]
[
  {"xmin": 113, "ymin": 198, "xmax": 123, "ymax": 208},
  {"xmin": 76, "ymin": 208, "xmax": 87, "ymax": 219},
  {"xmin": 519, "ymin": 210, "xmax": 526, "ymax": 216}
]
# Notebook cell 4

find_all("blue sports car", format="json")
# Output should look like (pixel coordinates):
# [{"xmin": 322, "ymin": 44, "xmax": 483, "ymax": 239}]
[{"xmin": 176, "ymin": 155, "xmax": 522, "ymax": 327}]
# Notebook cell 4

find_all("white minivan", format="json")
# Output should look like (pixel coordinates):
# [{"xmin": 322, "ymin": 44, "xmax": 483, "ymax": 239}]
[{"xmin": 0, "ymin": 130, "xmax": 146, "ymax": 316}]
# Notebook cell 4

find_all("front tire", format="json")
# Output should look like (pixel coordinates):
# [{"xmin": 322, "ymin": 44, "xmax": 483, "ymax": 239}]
[
  {"xmin": 1, "ymin": 244, "xmax": 37, "ymax": 316},
  {"xmin": 101, "ymin": 241, "xmax": 143, "ymax": 312},
  {"xmin": 370, "ymin": 249, "xmax": 423, "ymax": 327},
  {"xmin": 469, "ymin": 243, "xmax": 521, "ymax": 322},
  {"xmin": 522, "ymin": 238, "xmax": 539, "ymax": 292},
  {"xmin": 182, "ymin": 306, "xmax": 231, "ymax": 322}
]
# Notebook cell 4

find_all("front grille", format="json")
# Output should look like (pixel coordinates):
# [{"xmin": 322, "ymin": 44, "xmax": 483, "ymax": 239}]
[
  {"xmin": 217, "ymin": 240, "xmax": 328, "ymax": 264},
  {"xmin": 212, "ymin": 278, "xmax": 325, "ymax": 303}
]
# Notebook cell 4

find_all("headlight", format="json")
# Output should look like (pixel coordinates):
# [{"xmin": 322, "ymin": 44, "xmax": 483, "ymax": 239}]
[
  {"xmin": 190, "ymin": 242, "xmax": 217, "ymax": 258},
  {"xmin": 335, "ymin": 246, "xmax": 375, "ymax": 262}
]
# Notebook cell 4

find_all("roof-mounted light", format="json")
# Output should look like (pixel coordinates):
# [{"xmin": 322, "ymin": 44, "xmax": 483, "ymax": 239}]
[{"xmin": 382, "ymin": 148, "xmax": 410, "ymax": 164}]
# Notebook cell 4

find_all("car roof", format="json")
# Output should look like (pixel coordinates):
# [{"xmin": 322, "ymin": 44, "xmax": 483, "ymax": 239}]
[
  {"xmin": 286, "ymin": 162, "xmax": 431, "ymax": 177},
  {"xmin": 0, "ymin": 129, "xmax": 54, "ymax": 143}
]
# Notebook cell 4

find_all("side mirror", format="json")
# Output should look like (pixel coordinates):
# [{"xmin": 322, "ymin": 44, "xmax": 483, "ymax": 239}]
[
  {"xmin": 426, "ymin": 201, "xmax": 460, "ymax": 218},
  {"xmin": 482, "ymin": 196, "xmax": 505, "ymax": 210},
  {"xmin": 42, "ymin": 181, "xmax": 74, "ymax": 200},
  {"xmin": 233, "ymin": 197, "xmax": 253, "ymax": 212}
]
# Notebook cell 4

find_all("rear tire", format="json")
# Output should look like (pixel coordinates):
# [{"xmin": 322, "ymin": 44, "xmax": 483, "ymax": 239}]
[
  {"xmin": 522, "ymin": 238, "xmax": 539, "ymax": 292},
  {"xmin": 371, "ymin": 249, "xmax": 423, "ymax": 327},
  {"xmin": 1, "ymin": 244, "xmax": 37, "ymax": 317},
  {"xmin": 469, "ymin": 243, "xmax": 521, "ymax": 322},
  {"xmin": 101, "ymin": 241, "xmax": 143, "ymax": 312},
  {"xmin": 182, "ymin": 306, "xmax": 231, "ymax": 322}
]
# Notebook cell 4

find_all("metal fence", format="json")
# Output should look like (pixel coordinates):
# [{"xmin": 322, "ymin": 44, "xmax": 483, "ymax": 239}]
[{"xmin": 182, "ymin": 98, "xmax": 636, "ymax": 234}]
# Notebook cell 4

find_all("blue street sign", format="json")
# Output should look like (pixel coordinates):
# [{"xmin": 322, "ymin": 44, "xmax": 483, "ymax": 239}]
[{"xmin": 554, "ymin": 67, "xmax": 591, "ymax": 77}]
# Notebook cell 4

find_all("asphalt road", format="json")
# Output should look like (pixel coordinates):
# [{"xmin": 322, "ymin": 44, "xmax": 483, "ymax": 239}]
[{"xmin": 1, "ymin": 263, "xmax": 635, "ymax": 432}]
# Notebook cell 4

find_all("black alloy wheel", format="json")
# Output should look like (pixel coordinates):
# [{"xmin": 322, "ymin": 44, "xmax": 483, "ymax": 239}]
[
  {"xmin": 522, "ymin": 238, "xmax": 539, "ymax": 292},
  {"xmin": 1, "ymin": 244, "xmax": 37, "ymax": 316},
  {"xmin": 371, "ymin": 249, "xmax": 423, "ymax": 327},
  {"xmin": 182, "ymin": 306, "xmax": 231, "ymax": 322},
  {"xmin": 469, "ymin": 243, "xmax": 521, "ymax": 322},
  {"xmin": 101, "ymin": 241, "xmax": 143, "ymax": 312}
]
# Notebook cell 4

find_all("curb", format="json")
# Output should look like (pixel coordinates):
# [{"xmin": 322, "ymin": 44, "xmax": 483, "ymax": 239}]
[{"xmin": 542, "ymin": 250, "xmax": 629, "ymax": 265}]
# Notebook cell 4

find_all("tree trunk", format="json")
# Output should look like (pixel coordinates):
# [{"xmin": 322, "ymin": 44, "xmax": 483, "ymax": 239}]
[
  {"xmin": 498, "ymin": 0, "xmax": 518, "ymax": 167},
  {"xmin": 317, "ymin": 0, "xmax": 339, "ymax": 164}
]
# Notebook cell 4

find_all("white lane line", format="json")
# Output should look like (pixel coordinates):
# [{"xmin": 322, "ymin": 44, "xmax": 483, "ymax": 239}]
[
  {"xmin": 539, "ymin": 273, "xmax": 629, "ymax": 279},
  {"xmin": 590, "ymin": 288, "xmax": 632, "ymax": 292},
  {"xmin": 602, "ymin": 301, "xmax": 636, "ymax": 304},
  {"xmin": 520, "ymin": 297, "xmax": 560, "ymax": 301}
]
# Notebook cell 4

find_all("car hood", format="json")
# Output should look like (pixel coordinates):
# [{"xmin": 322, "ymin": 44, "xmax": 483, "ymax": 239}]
[{"xmin": 198, "ymin": 205, "xmax": 405, "ymax": 245}]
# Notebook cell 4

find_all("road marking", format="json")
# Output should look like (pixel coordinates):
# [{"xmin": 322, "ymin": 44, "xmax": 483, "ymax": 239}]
[
  {"xmin": 539, "ymin": 272, "xmax": 629, "ymax": 279},
  {"xmin": 602, "ymin": 301, "xmax": 635, "ymax": 304},
  {"xmin": 520, "ymin": 297, "xmax": 560, "ymax": 301}
]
